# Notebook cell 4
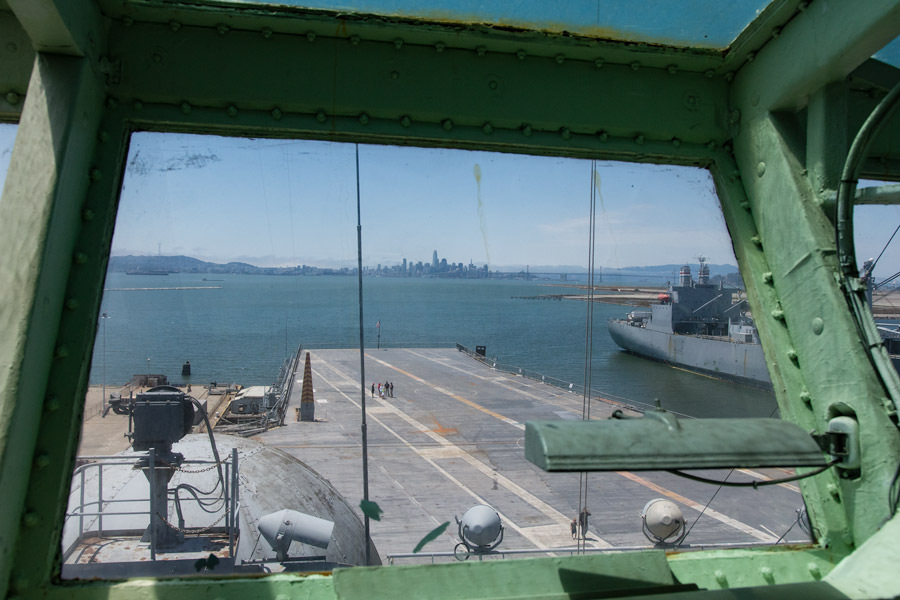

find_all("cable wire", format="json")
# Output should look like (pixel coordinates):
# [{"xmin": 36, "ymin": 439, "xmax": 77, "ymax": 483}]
[
  {"xmin": 667, "ymin": 461, "xmax": 838, "ymax": 488},
  {"xmin": 836, "ymin": 79, "xmax": 900, "ymax": 410},
  {"xmin": 576, "ymin": 160, "xmax": 598, "ymax": 553}
]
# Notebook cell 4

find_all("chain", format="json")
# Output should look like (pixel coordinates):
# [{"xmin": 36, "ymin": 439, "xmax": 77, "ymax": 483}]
[
  {"xmin": 176, "ymin": 461, "xmax": 226, "ymax": 474},
  {"xmin": 156, "ymin": 510, "xmax": 227, "ymax": 535}
]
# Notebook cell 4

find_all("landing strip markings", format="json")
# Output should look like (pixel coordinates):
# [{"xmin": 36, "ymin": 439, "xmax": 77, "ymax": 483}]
[
  {"xmin": 403, "ymin": 350, "xmax": 799, "ymax": 493},
  {"xmin": 366, "ymin": 351, "xmax": 786, "ymax": 544},
  {"xmin": 366, "ymin": 353, "xmax": 524, "ymax": 430},
  {"xmin": 311, "ymin": 363, "xmax": 610, "ymax": 550}
]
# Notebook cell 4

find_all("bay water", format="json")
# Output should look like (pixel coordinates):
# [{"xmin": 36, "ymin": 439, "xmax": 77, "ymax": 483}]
[{"xmin": 90, "ymin": 272, "xmax": 777, "ymax": 418}]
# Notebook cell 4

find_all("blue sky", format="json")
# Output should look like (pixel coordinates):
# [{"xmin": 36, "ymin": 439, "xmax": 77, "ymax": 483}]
[
  {"xmin": 111, "ymin": 132, "xmax": 734, "ymax": 271},
  {"xmin": 1, "ymin": 124, "xmax": 899, "ymax": 278}
]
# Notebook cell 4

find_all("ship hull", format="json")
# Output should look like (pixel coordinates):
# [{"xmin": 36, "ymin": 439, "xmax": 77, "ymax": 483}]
[{"xmin": 608, "ymin": 319, "xmax": 772, "ymax": 390}]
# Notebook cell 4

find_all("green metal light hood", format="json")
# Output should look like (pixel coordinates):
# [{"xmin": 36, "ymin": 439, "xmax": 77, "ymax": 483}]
[{"xmin": 525, "ymin": 410, "xmax": 828, "ymax": 471}]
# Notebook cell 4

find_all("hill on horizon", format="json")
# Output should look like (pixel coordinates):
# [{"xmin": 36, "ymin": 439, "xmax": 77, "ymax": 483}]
[{"xmin": 109, "ymin": 254, "xmax": 740, "ymax": 277}]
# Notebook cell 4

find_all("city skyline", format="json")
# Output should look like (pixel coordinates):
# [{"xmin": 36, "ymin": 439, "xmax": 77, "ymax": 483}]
[
  {"xmin": 2, "ymin": 124, "xmax": 900, "ymax": 279},
  {"xmin": 110, "ymin": 132, "xmax": 740, "ymax": 271}
]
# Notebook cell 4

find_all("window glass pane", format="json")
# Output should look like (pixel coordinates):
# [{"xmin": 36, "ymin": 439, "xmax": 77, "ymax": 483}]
[
  {"xmin": 65, "ymin": 132, "xmax": 804, "ymax": 579},
  {"xmin": 855, "ymin": 186, "xmax": 900, "ymax": 323}
]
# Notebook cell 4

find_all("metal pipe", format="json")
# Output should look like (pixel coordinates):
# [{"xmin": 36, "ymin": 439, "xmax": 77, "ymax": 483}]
[
  {"xmin": 691, "ymin": 294, "xmax": 723, "ymax": 314},
  {"xmin": 354, "ymin": 143, "xmax": 371, "ymax": 566},
  {"xmin": 386, "ymin": 540, "xmax": 801, "ymax": 561},
  {"xmin": 836, "ymin": 79, "xmax": 900, "ymax": 407},
  {"xmin": 98, "ymin": 465, "xmax": 103, "ymax": 537},
  {"xmin": 149, "ymin": 448, "xmax": 157, "ymax": 561}
]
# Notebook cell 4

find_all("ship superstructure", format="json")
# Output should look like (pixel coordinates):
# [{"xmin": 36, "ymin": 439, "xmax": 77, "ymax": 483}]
[{"xmin": 608, "ymin": 258, "xmax": 772, "ymax": 388}]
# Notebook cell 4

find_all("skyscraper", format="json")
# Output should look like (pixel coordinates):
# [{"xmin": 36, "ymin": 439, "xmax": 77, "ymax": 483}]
[{"xmin": 432, "ymin": 250, "xmax": 439, "ymax": 270}]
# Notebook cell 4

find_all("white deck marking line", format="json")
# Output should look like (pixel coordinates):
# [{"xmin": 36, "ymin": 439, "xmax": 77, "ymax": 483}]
[
  {"xmin": 369, "ymin": 351, "xmax": 779, "ymax": 543},
  {"xmin": 366, "ymin": 353, "xmax": 525, "ymax": 430},
  {"xmin": 405, "ymin": 351, "xmax": 800, "ymax": 496},
  {"xmin": 616, "ymin": 471, "xmax": 777, "ymax": 543},
  {"xmin": 365, "ymin": 395, "xmax": 611, "ymax": 549},
  {"xmin": 314, "ymin": 363, "xmax": 607, "ymax": 551},
  {"xmin": 313, "ymin": 373, "xmax": 562, "ymax": 553},
  {"xmin": 735, "ymin": 468, "xmax": 800, "ymax": 493},
  {"xmin": 404, "ymin": 349, "xmax": 633, "ymax": 418}
]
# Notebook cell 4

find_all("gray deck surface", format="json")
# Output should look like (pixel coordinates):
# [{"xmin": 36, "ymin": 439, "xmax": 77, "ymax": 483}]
[{"xmin": 256, "ymin": 348, "xmax": 808, "ymax": 564}]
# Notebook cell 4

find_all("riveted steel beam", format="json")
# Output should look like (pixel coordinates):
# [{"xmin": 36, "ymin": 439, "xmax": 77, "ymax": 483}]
[
  {"xmin": 0, "ymin": 10, "xmax": 35, "ymax": 121},
  {"xmin": 99, "ymin": 1, "xmax": 726, "ymax": 74},
  {"xmin": 733, "ymin": 0, "xmax": 900, "ymax": 113},
  {"xmin": 727, "ymin": 0, "xmax": 900, "ymax": 556},
  {"xmin": 0, "ymin": 52, "xmax": 105, "ymax": 595},
  {"xmin": 106, "ymin": 20, "xmax": 731, "ymax": 149},
  {"xmin": 8, "ymin": 0, "xmax": 106, "ymax": 57}
]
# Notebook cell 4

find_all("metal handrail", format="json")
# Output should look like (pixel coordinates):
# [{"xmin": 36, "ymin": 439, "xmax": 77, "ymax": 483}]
[
  {"xmin": 65, "ymin": 452, "xmax": 238, "ymax": 562},
  {"xmin": 386, "ymin": 540, "xmax": 808, "ymax": 564}
]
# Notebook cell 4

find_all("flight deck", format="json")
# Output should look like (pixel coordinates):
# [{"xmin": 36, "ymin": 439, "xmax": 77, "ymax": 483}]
[{"xmin": 257, "ymin": 347, "xmax": 810, "ymax": 563}]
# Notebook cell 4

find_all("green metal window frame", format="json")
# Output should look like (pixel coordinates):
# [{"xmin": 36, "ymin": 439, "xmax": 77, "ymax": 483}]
[{"xmin": 2, "ymin": 1, "xmax": 900, "ymax": 598}]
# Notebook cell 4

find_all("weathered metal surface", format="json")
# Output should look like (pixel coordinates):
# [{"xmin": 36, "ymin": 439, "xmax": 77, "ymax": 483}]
[
  {"xmin": 333, "ymin": 552, "xmax": 675, "ymax": 600},
  {"xmin": 0, "ymin": 52, "xmax": 106, "ymax": 595},
  {"xmin": 525, "ymin": 415, "xmax": 827, "ymax": 471},
  {"xmin": 0, "ymin": 11, "xmax": 35, "ymax": 121},
  {"xmin": 7, "ymin": 0, "xmax": 106, "ymax": 57}
]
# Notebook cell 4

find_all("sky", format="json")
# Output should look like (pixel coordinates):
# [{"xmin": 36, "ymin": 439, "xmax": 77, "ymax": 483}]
[
  {"xmin": 110, "ymin": 132, "xmax": 735, "ymax": 271},
  {"xmin": 1, "ymin": 124, "xmax": 899, "ymax": 278}
]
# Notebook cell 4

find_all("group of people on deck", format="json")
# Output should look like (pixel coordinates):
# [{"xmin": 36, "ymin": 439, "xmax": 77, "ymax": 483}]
[
  {"xmin": 570, "ymin": 507, "xmax": 591, "ymax": 540},
  {"xmin": 371, "ymin": 381, "xmax": 394, "ymax": 398}
]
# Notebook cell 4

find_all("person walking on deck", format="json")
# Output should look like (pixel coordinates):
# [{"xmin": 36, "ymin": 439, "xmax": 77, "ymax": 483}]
[{"xmin": 579, "ymin": 507, "xmax": 591, "ymax": 539}]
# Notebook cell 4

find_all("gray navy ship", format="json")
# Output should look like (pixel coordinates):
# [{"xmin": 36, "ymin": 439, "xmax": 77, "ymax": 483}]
[{"xmin": 607, "ymin": 257, "xmax": 772, "ymax": 390}]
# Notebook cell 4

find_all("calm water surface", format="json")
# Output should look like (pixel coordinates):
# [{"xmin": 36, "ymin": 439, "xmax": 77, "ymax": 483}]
[{"xmin": 90, "ymin": 273, "xmax": 777, "ymax": 418}]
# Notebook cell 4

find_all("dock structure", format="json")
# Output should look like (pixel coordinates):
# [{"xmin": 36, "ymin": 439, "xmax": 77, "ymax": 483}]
[{"xmin": 258, "ymin": 348, "xmax": 808, "ymax": 563}]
